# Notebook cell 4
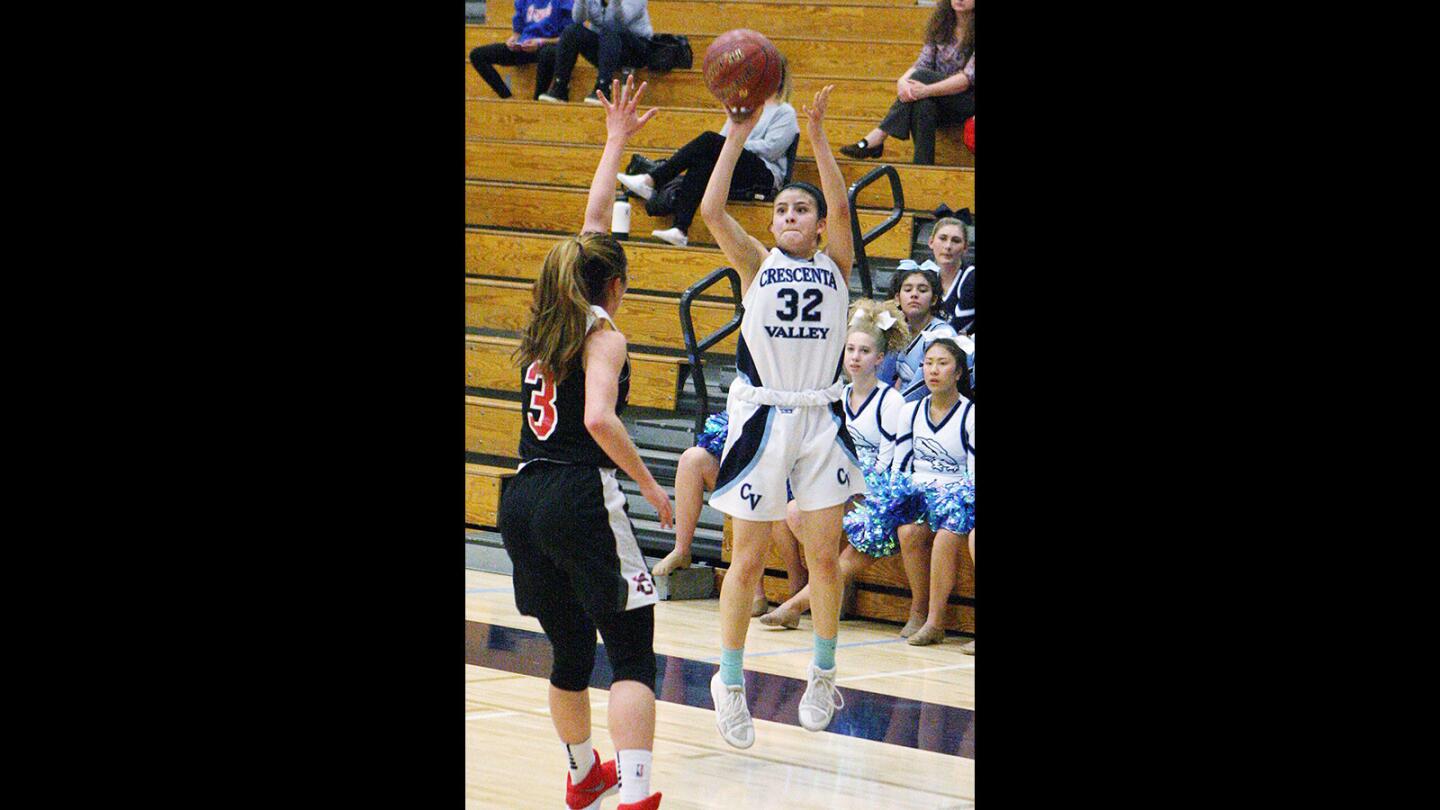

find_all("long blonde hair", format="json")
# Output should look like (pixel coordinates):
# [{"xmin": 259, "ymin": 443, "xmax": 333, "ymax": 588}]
[
  {"xmin": 513, "ymin": 232, "xmax": 628, "ymax": 385},
  {"xmin": 847, "ymin": 298, "xmax": 910, "ymax": 355}
]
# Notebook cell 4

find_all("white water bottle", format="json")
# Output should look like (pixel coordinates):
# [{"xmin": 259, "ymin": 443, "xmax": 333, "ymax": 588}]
[{"xmin": 612, "ymin": 192, "xmax": 631, "ymax": 240}]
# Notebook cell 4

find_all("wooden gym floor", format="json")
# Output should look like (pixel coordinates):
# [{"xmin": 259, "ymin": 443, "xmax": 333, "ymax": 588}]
[{"xmin": 466, "ymin": 569, "xmax": 975, "ymax": 808}]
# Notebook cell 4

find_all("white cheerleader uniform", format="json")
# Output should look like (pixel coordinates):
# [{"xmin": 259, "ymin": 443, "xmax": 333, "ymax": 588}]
[
  {"xmin": 711, "ymin": 247, "xmax": 866, "ymax": 521},
  {"xmin": 842, "ymin": 381, "xmax": 904, "ymax": 475},
  {"xmin": 893, "ymin": 393, "xmax": 974, "ymax": 488},
  {"xmin": 894, "ymin": 316, "xmax": 960, "ymax": 402}
]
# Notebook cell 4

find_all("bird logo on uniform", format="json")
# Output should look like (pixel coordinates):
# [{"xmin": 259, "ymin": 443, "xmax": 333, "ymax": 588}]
[
  {"xmin": 914, "ymin": 437, "xmax": 963, "ymax": 474},
  {"xmin": 848, "ymin": 427, "xmax": 878, "ymax": 468}
]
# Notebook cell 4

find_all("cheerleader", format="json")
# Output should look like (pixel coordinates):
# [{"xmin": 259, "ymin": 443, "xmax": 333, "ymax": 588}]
[
  {"xmin": 886, "ymin": 265, "xmax": 965, "ymax": 401},
  {"xmin": 758, "ymin": 298, "xmax": 910, "ymax": 630},
  {"xmin": 891, "ymin": 338, "xmax": 974, "ymax": 646}
]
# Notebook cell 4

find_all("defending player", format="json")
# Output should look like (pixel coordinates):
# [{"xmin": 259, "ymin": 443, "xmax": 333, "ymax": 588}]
[
  {"xmin": 496, "ymin": 76, "xmax": 672, "ymax": 810},
  {"xmin": 698, "ymin": 84, "xmax": 862, "ymax": 747}
]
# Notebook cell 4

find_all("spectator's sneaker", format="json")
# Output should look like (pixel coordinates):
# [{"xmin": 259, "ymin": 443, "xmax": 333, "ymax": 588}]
[
  {"xmin": 959, "ymin": 639, "xmax": 975, "ymax": 655},
  {"xmin": 839, "ymin": 139, "xmax": 884, "ymax": 160},
  {"xmin": 798, "ymin": 663, "xmax": 845, "ymax": 732},
  {"xmin": 583, "ymin": 81, "xmax": 610, "ymax": 105},
  {"xmin": 617, "ymin": 794, "xmax": 663, "ymax": 810},
  {"xmin": 651, "ymin": 227, "xmax": 688, "ymax": 247},
  {"xmin": 537, "ymin": 79, "xmax": 570, "ymax": 103},
  {"xmin": 565, "ymin": 750, "xmax": 619, "ymax": 810},
  {"xmin": 709, "ymin": 672, "xmax": 755, "ymax": 749},
  {"xmin": 617, "ymin": 172, "xmax": 655, "ymax": 200}
]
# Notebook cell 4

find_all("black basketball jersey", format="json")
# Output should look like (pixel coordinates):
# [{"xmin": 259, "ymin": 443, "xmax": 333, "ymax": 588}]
[{"xmin": 518, "ymin": 306, "xmax": 630, "ymax": 469}]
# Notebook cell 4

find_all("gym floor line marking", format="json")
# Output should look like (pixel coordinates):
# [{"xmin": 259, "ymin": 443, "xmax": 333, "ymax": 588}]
[
  {"xmin": 699, "ymin": 636, "xmax": 908, "ymax": 663},
  {"xmin": 467, "ymin": 700, "xmax": 607, "ymax": 722},
  {"xmin": 468, "ymin": 620, "xmax": 974, "ymax": 757},
  {"xmin": 836, "ymin": 662, "xmax": 974, "ymax": 682},
  {"xmin": 465, "ymin": 710, "xmax": 522, "ymax": 720}
]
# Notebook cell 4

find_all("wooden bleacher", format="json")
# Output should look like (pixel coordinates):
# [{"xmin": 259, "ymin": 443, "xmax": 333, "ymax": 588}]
[
  {"xmin": 471, "ymin": 64, "xmax": 914, "ymax": 122},
  {"xmin": 465, "ymin": 1, "xmax": 975, "ymax": 633},
  {"xmin": 468, "ymin": 97, "xmax": 972, "ymax": 168},
  {"xmin": 466, "ymin": 138, "xmax": 970, "ymax": 213},
  {"xmin": 466, "ymin": 463, "xmax": 515, "ymax": 528},
  {"xmin": 467, "ymin": 227, "xmax": 736, "ymax": 294},
  {"xmin": 466, "ymin": 180, "xmax": 914, "ymax": 258},
  {"xmin": 466, "ymin": 395, "xmax": 521, "ymax": 459},
  {"xmin": 466, "ymin": 25, "xmax": 921, "ymax": 79},
  {"xmin": 466, "ymin": 278, "xmax": 739, "ymax": 354}
]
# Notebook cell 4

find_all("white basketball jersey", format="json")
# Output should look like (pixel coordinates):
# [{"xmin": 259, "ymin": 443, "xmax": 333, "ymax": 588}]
[
  {"xmin": 735, "ymin": 248, "xmax": 850, "ymax": 392},
  {"xmin": 894, "ymin": 394, "xmax": 973, "ymax": 486},
  {"xmin": 843, "ymin": 382, "xmax": 904, "ymax": 473}
]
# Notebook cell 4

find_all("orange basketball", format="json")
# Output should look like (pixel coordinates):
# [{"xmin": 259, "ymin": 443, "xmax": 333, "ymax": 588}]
[{"xmin": 702, "ymin": 29, "xmax": 783, "ymax": 116}]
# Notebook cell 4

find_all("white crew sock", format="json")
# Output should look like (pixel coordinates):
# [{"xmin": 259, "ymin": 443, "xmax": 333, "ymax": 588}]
[
  {"xmin": 616, "ymin": 749, "xmax": 653, "ymax": 803},
  {"xmin": 565, "ymin": 737, "xmax": 595, "ymax": 783}
]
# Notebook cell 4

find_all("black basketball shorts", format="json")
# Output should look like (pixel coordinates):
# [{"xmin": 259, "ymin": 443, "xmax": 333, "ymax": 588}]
[{"xmin": 497, "ymin": 461, "xmax": 658, "ymax": 619}]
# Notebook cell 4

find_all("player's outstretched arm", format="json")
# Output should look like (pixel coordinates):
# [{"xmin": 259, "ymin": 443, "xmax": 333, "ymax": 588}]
[
  {"xmin": 802, "ymin": 85, "xmax": 854, "ymax": 279},
  {"xmin": 698, "ymin": 108, "xmax": 769, "ymax": 291},
  {"xmin": 582, "ymin": 328, "xmax": 675, "ymax": 528},
  {"xmin": 582, "ymin": 75, "xmax": 659, "ymax": 234}
]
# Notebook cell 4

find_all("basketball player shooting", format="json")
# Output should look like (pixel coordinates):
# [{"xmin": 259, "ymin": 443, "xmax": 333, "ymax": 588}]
[{"xmin": 698, "ymin": 82, "xmax": 862, "ymax": 749}]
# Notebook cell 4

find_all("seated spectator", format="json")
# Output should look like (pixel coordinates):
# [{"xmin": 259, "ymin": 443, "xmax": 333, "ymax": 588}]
[
  {"xmin": 924, "ymin": 217, "xmax": 974, "ymax": 334},
  {"xmin": 839, "ymin": 0, "xmax": 974, "ymax": 165},
  {"xmin": 468, "ymin": 0, "xmax": 574, "ymax": 100},
  {"xmin": 538, "ymin": 0, "xmax": 654, "ymax": 104},
  {"xmin": 616, "ymin": 57, "xmax": 797, "ymax": 247}
]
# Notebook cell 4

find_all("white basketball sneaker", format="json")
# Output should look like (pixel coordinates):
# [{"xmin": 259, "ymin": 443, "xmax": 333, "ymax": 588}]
[
  {"xmin": 616, "ymin": 173, "xmax": 655, "ymax": 200},
  {"xmin": 798, "ymin": 664, "xmax": 844, "ymax": 732},
  {"xmin": 709, "ymin": 672, "xmax": 755, "ymax": 749},
  {"xmin": 650, "ymin": 227, "xmax": 688, "ymax": 247}
]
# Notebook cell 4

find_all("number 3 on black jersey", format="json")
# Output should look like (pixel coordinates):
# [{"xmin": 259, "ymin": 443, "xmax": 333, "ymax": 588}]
[{"xmin": 524, "ymin": 362, "xmax": 558, "ymax": 440}]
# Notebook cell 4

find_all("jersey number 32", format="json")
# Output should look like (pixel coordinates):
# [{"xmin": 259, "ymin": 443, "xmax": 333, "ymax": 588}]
[{"xmin": 524, "ymin": 362, "xmax": 558, "ymax": 440}]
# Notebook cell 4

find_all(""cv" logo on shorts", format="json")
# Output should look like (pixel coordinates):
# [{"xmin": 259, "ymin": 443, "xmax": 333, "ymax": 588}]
[{"xmin": 740, "ymin": 483, "xmax": 763, "ymax": 510}]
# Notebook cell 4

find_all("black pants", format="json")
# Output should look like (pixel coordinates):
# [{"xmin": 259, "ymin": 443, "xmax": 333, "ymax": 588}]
[
  {"xmin": 878, "ymin": 68, "xmax": 975, "ymax": 165},
  {"xmin": 552, "ymin": 23, "xmax": 651, "ymax": 94},
  {"xmin": 498, "ymin": 463, "xmax": 659, "ymax": 692},
  {"xmin": 469, "ymin": 41, "xmax": 558, "ymax": 99},
  {"xmin": 649, "ymin": 131, "xmax": 777, "ymax": 232}
]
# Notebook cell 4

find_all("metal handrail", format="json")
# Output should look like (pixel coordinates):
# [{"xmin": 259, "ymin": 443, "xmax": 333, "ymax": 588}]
[
  {"xmin": 678, "ymin": 266, "xmax": 744, "ymax": 433},
  {"xmin": 846, "ymin": 164, "xmax": 906, "ymax": 298}
]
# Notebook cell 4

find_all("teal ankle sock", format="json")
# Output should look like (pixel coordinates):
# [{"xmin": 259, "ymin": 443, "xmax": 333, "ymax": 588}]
[
  {"xmin": 813, "ymin": 633, "xmax": 837, "ymax": 671},
  {"xmin": 720, "ymin": 646, "xmax": 745, "ymax": 687}
]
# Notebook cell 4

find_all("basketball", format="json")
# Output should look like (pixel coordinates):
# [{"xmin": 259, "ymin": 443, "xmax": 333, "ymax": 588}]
[{"xmin": 702, "ymin": 29, "xmax": 783, "ymax": 116}]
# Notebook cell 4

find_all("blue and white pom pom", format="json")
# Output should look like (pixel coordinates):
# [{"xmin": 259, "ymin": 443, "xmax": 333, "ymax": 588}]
[
  {"xmin": 922, "ymin": 476, "xmax": 975, "ymax": 535},
  {"xmin": 843, "ymin": 470, "xmax": 927, "ymax": 558},
  {"xmin": 694, "ymin": 410, "xmax": 730, "ymax": 460}
]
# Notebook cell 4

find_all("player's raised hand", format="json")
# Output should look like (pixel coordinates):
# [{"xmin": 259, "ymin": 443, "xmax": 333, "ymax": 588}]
[
  {"xmin": 802, "ymin": 84, "xmax": 835, "ymax": 130},
  {"xmin": 723, "ymin": 102, "xmax": 762, "ymax": 139},
  {"xmin": 600, "ymin": 74, "xmax": 658, "ymax": 142}
]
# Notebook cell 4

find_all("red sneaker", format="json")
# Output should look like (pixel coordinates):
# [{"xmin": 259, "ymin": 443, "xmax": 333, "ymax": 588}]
[
  {"xmin": 565, "ymin": 750, "xmax": 619, "ymax": 809},
  {"xmin": 617, "ymin": 793, "xmax": 662, "ymax": 810}
]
